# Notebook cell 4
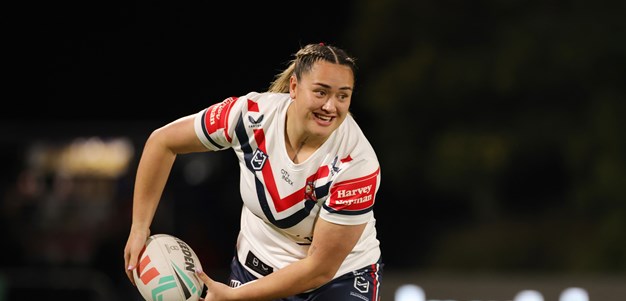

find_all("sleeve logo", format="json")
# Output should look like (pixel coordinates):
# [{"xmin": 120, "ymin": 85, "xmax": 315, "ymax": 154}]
[
  {"xmin": 329, "ymin": 171, "xmax": 378, "ymax": 211},
  {"xmin": 205, "ymin": 97, "xmax": 236, "ymax": 134}
]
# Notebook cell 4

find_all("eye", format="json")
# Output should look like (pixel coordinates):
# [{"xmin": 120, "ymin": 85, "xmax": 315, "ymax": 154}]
[
  {"xmin": 314, "ymin": 90, "xmax": 327, "ymax": 97},
  {"xmin": 338, "ymin": 93, "xmax": 350, "ymax": 101}
]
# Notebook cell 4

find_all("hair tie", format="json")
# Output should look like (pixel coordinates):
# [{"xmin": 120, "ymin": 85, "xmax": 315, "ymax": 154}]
[{"xmin": 319, "ymin": 42, "xmax": 325, "ymax": 46}]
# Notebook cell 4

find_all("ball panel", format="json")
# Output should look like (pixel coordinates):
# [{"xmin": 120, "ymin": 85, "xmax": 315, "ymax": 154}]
[{"xmin": 133, "ymin": 234, "xmax": 204, "ymax": 301}]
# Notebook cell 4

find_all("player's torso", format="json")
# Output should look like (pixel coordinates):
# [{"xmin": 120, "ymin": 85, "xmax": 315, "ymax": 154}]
[{"xmin": 233, "ymin": 96, "xmax": 351, "ymax": 244}]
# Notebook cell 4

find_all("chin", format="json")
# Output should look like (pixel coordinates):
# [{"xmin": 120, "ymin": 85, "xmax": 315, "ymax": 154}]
[
  {"xmin": 309, "ymin": 117, "xmax": 341, "ymax": 137},
  {"xmin": 311, "ymin": 127, "xmax": 336, "ymax": 138}
]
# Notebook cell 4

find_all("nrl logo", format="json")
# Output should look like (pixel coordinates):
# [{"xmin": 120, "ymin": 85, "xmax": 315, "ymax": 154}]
[
  {"xmin": 354, "ymin": 276, "xmax": 369, "ymax": 293},
  {"xmin": 251, "ymin": 148, "xmax": 268, "ymax": 171}
]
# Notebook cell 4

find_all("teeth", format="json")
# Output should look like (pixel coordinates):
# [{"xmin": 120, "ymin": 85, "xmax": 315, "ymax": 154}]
[{"xmin": 316, "ymin": 114, "xmax": 331, "ymax": 121}]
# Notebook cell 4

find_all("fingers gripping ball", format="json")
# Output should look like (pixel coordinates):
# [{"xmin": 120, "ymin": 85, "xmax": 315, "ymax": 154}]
[{"xmin": 133, "ymin": 234, "xmax": 205, "ymax": 301}]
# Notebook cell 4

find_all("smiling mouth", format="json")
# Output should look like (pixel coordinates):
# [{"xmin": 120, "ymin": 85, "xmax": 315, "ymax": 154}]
[{"xmin": 314, "ymin": 113, "xmax": 334, "ymax": 123}]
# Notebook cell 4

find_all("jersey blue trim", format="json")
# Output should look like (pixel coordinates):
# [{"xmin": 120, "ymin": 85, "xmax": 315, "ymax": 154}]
[
  {"xmin": 234, "ymin": 113, "xmax": 317, "ymax": 229},
  {"xmin": 322, "ymin": 203, "xmax": 374, "ymax": 215},
  {"xmin": 200, "ymin": 109, "xmax": 225, "ymax": 150}
]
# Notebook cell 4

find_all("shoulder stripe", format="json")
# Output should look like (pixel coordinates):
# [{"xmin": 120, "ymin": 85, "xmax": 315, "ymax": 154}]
[{"xmin": 200, "ymin": 109, "xmax": 225, "ymax": 149}]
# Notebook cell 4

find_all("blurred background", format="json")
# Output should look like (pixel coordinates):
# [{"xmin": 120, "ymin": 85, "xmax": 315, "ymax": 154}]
[{"xmin": 2, "ymin": 0, "xmax": 625, "ymax": 300}]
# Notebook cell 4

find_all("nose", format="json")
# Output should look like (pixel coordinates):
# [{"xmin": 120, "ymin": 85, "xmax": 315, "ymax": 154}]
[{"xmin": 322, "ymin": 97, "xmax": 336, "ymax": 112}]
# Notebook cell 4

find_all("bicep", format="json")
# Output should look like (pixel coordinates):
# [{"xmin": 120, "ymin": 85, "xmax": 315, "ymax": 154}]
[
  {"xmin": 153, "ymin": 114, "xmax": 210, "ymax": 154},
  {"xmin": 308, "ymin": 218, "xmax": 366, "ymax": 274}
]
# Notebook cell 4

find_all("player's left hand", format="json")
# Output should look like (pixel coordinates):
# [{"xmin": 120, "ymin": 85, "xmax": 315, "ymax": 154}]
[{"xmin": 195, "ymin": 268, "xmax": 236, "ymax": 301}]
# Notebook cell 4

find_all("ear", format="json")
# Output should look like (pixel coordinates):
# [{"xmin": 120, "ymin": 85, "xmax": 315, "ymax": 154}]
[{"xmin": 289, "ymin": 75, "xmax": 297, "ymax": 99}]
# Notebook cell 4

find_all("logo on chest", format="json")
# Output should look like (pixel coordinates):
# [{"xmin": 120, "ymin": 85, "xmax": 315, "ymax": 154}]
[
  {"xmin": 280, "ymin": 169, "xmax": 294, "ymax": 186},
  {"xmin": 251, "ymin": 149, "xmax": 268, "ymax": 171},
  {"xmin": 247, "ymin": 114, "xmax": 264, "ymax": 128}
]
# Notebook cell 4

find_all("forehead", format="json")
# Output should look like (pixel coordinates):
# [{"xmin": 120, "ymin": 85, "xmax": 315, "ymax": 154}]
[{"xmin": 301, "ymin": 60, "xmax": 354, "ymax": 88}]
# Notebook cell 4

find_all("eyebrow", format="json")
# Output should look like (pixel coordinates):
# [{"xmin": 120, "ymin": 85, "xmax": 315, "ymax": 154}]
[{"xmin": 313, "ymin": 82, "xmax": 353, "ymax": 91}]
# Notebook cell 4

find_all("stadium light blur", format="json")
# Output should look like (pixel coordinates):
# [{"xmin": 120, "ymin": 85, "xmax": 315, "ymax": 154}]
[
  {"xmin": 559, "ymin": 287, "xmax": 589, "ymax": 301},
  {"xmin": 514, "ymin": 290, "xmax": 544, "ymax": 301},
  {"xmin": 395, "ymin": 284, "xmax": 425, "ymax": 301}
]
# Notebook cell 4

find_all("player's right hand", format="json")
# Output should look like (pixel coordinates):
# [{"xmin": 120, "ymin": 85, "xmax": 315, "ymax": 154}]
[{"xmin": 123, "ymin": 227, "xmax": 151, "ymax": 286}]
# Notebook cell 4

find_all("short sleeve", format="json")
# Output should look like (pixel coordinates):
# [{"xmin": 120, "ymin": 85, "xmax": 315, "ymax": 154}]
[
  {"xmin": 194, "ymin": 96, "xmax": 245, "ymax": 150},
  {"xmin": 321, "ymin": 159, "xmax": 381, "ymax": 225}
]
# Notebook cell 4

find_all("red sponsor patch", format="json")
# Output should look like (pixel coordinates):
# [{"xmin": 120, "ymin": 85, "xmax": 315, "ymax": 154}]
[
  {"xmin": 204, "ymin": 97, "xmax": 237, "ymax": 138},
  {"xmin": 329, "ymin": 170, "xmax": 378, "ymax": 211}
]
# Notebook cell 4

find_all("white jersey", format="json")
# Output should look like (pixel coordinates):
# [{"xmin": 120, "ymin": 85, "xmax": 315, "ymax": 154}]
[{"xmin": 194, "ymin": 91, "xmax": 381, "ymax": 279}]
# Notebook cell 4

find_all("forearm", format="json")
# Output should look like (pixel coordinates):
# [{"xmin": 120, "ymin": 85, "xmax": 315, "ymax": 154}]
[
  {"xmin": 231, "ymin": 256, "xmax": 334, "ymax": 301},
  {"xmin": 226, "ymin": 221, "xmax": 365, "ymax": 300},
  {"xmin": 131, "ymin": 132, "xmax": 177, "ymax": 231}
]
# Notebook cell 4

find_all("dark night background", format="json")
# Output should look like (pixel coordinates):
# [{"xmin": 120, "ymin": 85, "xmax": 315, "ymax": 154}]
[{"xmin": 2, "ymin": 0, "xmax": 625, "ymax": 300}]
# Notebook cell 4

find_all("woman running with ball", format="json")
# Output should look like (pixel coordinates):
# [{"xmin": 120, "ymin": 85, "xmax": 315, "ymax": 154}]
[{"xmin": 124, "ymin": 43, "xmax": 384, "ymax": 301}]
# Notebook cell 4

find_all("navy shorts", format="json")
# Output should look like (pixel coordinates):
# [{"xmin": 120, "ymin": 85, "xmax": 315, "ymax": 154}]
[{"xmin": 227, "ymin": 254, "xmax": 384, "ymax": 301}]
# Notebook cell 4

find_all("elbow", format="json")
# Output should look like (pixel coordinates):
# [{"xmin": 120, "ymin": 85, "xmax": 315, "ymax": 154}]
[
  {"xmin": 310, "ymin": 267, "xmax": 338, "ymax": 288},
  {"xmin": 319, "ymin": 270, "xmax": 336, "ymax": 284}
]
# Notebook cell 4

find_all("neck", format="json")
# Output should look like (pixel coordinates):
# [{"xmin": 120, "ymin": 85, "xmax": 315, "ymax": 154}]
[
  {"xmin": 285, "ymin": 103, "xmax": 308, "ymax": 149},
  {"xmin": 290, "ymin": 136, "xmax": 308, "ymax": 162},
  {"xmin": 285, "ymin": 102, "xmax": 330, "ymax": 162}
]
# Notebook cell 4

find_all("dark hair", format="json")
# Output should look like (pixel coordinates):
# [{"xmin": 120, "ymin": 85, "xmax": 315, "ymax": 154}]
[{"xmin": 268, "ymin": 43, "xmax": 357, "ymax": 93}]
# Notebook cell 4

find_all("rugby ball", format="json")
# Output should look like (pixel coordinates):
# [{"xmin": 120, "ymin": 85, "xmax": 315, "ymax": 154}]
[{"xmin": 133, "ymin": 234, "xmax": 205, "ymax": 301}]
